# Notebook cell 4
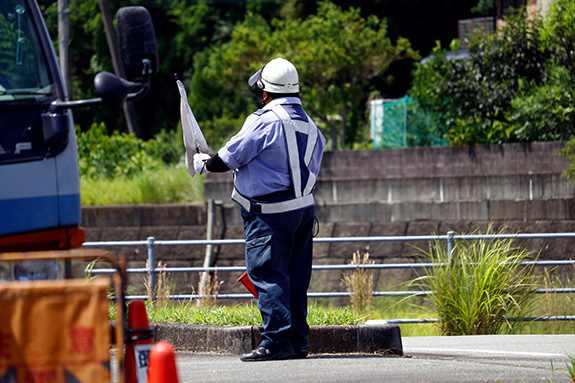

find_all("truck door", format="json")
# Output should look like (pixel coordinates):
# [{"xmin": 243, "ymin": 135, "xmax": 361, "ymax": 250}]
[{"xmin": 0, "ymin": 0, "xmax": 81, "ymax": 246}]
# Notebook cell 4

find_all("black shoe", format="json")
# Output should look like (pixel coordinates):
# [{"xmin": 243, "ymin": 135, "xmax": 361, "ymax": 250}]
[
  {"xmin": 240, "ymin": 346, "xmax": 295, "ymax": 362},
  {"xmin": 293, "ymin": 347, "xmax": 309, "ymax": 359}
]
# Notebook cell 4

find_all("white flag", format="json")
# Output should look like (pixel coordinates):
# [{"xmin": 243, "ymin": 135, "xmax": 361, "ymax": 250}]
[{"xmin": 177, "ymin": 79, "xmax": 209, "ymax": 177}]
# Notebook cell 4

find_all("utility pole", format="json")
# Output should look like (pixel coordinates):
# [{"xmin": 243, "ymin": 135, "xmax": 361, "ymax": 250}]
[
  {"xmin": 98, "ymin": 0, "xmax": 142, "ymax": 137},
  {"xmin": 58, "ymin": 0, "xmax": 72, "ymax": 98}
]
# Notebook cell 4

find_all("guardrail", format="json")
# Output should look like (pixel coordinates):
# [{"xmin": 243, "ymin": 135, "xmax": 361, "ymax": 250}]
[{"xmin": 84, "ymin": 232, "xmax": 575, "ymax": 323}]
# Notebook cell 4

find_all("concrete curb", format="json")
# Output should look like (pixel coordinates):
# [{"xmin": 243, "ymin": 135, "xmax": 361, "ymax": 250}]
[{"xmin": 152, "ymin": 322, "xmax": 403, "ymax": 356}]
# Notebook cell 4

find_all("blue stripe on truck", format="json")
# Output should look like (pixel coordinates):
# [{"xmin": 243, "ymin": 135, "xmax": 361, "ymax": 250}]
[{"xmin": 0, "ymin": 193, "xmax": 81, "ymax": 237}]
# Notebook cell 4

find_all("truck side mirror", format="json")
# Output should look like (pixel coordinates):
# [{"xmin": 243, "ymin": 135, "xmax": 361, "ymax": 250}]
[
  {"xmin": 49, "ymin": 6, "xmax": 158, "ymax": 114},
  {"xmin": 116, "ymin": 6, "xmax": 159, "ymax": 82},
  {"xmin": 94, "ymin": 72, "xmax": 140, "ymax": 109}
]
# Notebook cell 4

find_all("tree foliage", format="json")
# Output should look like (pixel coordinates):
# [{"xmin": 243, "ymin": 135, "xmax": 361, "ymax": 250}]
[
  {"xmin": 34, "ymin": 0, "xmax": 482, "ymax": 149},
  {"xmin": 37, "ymin": 0, "xmax": 241, "ymax": 137},
  {"xmin": 409, "ymin": 0, "xmax": 575, "ymax": 146},
  {"xmin": 189, "ymin": 1, "xmax": 419, "ymax": 150},
  {"xmin": 34, "ymin": 0, "xmax": 488, "ymax": 149}
]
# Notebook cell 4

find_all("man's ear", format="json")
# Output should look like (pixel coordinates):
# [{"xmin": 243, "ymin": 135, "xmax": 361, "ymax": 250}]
[{"xmin": 262, "ymin": 91, "xmax": 271, "ymax": 105}]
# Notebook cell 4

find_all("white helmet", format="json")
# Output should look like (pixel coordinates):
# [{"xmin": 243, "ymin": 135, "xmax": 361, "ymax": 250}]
[{"xmin": 248, "ymin": 58, "xmax": 299, "ymax": 93}]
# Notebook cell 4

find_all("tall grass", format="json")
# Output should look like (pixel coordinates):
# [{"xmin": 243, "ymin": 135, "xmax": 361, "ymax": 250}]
[
  {"xmin": 342, "ymin": 251, "xmax": 374, "ymax": 315},
  {"xmin": 144, "ymin": 261, "xmax": 174, "ymax": 306},
  {"xmin": 409, "ymin": 228, "xmax": 541, "ymax": 336},
  {"xmin": 196, "ymin": 271, "xmax": 222, "ymax": 308},
  {"xmin": 80, "ymin": 166, "xmax": 203, "ymax": 205}
]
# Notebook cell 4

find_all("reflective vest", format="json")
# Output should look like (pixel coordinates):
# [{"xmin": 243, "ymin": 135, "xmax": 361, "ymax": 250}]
[{"xmin": 231, "ymin": 104, "xmax": 320, "ymax": 214}]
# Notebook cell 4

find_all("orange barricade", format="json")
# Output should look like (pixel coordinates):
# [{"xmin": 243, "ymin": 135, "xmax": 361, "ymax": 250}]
[
  {"xmin": 0, "ymin": 249, "xmax": 127, "ymax": 383},
  {"xmin": 0, "ymin": 278, "xmax": 110, "ymax": 382}
]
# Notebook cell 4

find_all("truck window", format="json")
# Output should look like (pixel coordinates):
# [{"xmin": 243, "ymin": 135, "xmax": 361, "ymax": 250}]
[
  {"xmin": 0, "ymin": 0, "xmax": 55, "ymax": 164},
  {"xmin": 0, "ymin": 2, "xmax": 51, "ymax": 94}
]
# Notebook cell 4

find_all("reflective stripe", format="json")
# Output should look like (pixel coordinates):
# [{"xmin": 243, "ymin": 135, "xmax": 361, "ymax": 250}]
[
  {"xmin": 271, "ymin": 106, "xmax": 319, "ymax": 199},
  {"xmin": 281, "ymin": 118, "xmax": 302, "ymax": 198},
  {"xmin": 232, "ymin": 188, "xmax": 314, "ymax": 214},
  {"xmin": 304, "ymin": 116, "xmax": 318, "ymax": 165},
  {"xmin": 303, "ymin": 172, "xmax": 316, "ymax": 196}
]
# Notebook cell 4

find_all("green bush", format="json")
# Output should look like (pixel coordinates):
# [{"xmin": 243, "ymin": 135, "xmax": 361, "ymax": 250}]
[
  {"xmin": 406, "ymin": 101, "xmax": 446, "ymax": 147},
  {"xmin": 142, "ymin": 128, "xmax": 185, "ymax": 166},
  {"xmin": 77, "ymin": 123, "xmax": 165, "ymax": 179},
  {"xmin": 200, "ymin": 115, "xmax": 245, "ymax": 152},
  {"xmin": 76, "ymin": 123, "xmax": 204, "ymax": 205},
  {"xmin": 561, "ymin": 139, "xmax": 575, "ymax": 184}
]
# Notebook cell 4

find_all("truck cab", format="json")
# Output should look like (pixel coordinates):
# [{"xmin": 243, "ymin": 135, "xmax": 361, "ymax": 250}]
[{"xmin": 0, "ymin": 0, "xmax": 157, "ymax": 268}]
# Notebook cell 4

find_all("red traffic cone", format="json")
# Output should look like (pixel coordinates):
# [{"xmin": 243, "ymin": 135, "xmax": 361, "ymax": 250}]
[
  {"xmin": 125, "ymin": 300, "xmax": 154, "ymax": 383},
  {"xmin": 147, "ymin": 341, "xmax": 179, "ymax": 383},
  {"xmin": 237, "ymin": 271, "xmax": 258, "ymax": 298}
]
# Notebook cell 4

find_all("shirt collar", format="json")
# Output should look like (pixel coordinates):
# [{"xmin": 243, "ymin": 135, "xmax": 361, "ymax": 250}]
[{"xmin": 262, "ymin": 96, "xmax": 301, "ymax": 111}]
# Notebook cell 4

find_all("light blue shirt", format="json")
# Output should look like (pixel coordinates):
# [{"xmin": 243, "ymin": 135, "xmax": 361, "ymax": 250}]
[{"xmin": 218, "ymin": 97, "xmax": 326, "ymax": 199}]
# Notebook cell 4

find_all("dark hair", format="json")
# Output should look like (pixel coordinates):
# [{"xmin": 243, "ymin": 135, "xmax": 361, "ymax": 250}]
[{"xmin": 268, "ymin": 92, "xmax": 300, "ymax": 99}]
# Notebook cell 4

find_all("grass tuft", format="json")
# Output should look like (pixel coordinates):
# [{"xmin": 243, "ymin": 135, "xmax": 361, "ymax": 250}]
[{"xmin": 408, "ymin": 227, "xmax": 541, "ymax": 336}]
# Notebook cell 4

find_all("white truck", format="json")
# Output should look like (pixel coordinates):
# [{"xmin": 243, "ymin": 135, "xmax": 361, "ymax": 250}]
[{"xmin": 0, "ymin": 0, "xmax": 158, "ymax": 279}]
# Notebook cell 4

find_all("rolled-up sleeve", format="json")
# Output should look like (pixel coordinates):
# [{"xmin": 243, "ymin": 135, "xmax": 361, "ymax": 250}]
[
  {"xmin": 218, "ymin": 114, "xmax": 278, "ymax": 171},
  {"xmin": 218, "ymin": 146, "xmax": 241, "ymax": 171}
]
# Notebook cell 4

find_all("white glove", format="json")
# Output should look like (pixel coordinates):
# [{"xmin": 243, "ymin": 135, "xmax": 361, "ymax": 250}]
[{"xmin": 193, "ymin": 153, "xmax": 211, "ymax": 174}]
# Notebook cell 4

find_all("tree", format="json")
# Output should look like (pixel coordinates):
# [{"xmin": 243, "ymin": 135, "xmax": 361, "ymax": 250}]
[
  {"xmin": 189, "ymin": 1, "xmax": 419, "ymax": 150},
  {"xmin": 409, "ymin": 0, "xmax": 575, "ymax": 146}
]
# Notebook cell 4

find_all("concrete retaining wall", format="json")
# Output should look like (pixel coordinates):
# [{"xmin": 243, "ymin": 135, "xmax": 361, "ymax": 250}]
[{"xmin": 82, "ymin": 141, "xmax": 575, "ymax": 297}]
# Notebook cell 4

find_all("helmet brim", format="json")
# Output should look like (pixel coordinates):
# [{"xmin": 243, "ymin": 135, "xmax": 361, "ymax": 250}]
[{"xmin": 248, "ymin": 67, "xmax": 263, "ymax": 88}]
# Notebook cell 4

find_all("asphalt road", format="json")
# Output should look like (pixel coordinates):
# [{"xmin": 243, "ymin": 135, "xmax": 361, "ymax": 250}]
[{"xmin": 174, "ymin": 334, "xmax": 575, "ymax": 383}]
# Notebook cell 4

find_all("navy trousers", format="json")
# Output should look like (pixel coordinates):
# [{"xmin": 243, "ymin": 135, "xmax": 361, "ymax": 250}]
[{"xmin": 241, "ymin": 204, "xmax": 315, "ymax": 352}]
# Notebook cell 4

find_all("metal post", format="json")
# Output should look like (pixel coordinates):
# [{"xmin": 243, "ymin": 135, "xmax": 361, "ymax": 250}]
[
  {"xmin": 447, "ymin": 231, "xmax": 455, "ymax": 266},
  {"xmin": 198, "ymin": 199, "xmax": 214, "ymax": 304},
  {"xmin": 403, "ymin": 97, "xmax": 408, "ymax": 148},
  {"xmin": 98, "ymin": 0, "xmax": 141, "ymax": 137},
  {"xmin": 147, "ymin": 236, "xmax": 156, "ymax": 300},
  {"xmin": 57, "ymin": 0, "xmax": 71, "ymax": 98}
]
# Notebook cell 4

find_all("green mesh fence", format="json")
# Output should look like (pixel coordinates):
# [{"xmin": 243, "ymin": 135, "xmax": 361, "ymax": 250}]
[{"xmin": 370, "ymin": 97, "xmax": 445, "ymax": 149}]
